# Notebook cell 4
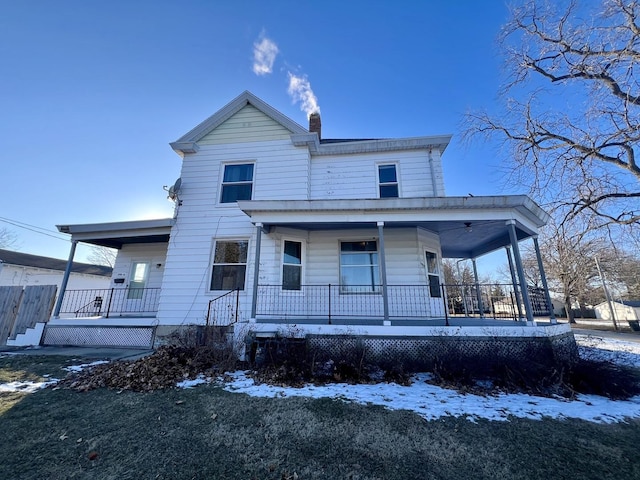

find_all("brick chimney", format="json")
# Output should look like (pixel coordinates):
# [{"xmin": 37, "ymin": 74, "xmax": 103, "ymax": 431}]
[{"xmin": 309, "ymin": 112, "xmax": 321, "ymax": 140}]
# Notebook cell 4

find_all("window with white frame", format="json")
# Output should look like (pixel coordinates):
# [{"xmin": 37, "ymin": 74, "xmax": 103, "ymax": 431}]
[
  {"xmin": 340, "ymin": 241, "xmax": 380, "ymax": 293},
  {"xmin": 282, "ymin": 240, "xmax": 302, "ymax": 290},
  {"xmin": 210, "ymin": 240, "xmax": 248, "ymax": 290},
  {"xmin": 378, "ymin": 164, "xmax": 398, "ymax": 198},
  {"xmin": 220, "ymin": 163, "xmax": 254, "ymax": 203},
  {"xmin": 425, "ymin": 251, "xmax": 441, "ymax": 297}
]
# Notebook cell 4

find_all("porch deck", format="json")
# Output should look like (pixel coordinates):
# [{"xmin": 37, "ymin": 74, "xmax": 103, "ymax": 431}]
[{"xmin": 255, "ymin": 316, "xmax": 529, "ymax": 327}]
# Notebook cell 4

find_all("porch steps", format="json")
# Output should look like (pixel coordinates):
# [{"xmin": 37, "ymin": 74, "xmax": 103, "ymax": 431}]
[
  {"xmin": 41, "ymin": 325, "xmax": 156, "ymax": 349},
  {"xmin": 6, "ymin": 322, "xmax": 46, "ymax": 347}
]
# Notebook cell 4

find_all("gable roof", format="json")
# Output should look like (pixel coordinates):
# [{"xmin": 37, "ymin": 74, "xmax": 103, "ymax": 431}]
[
  {"xmin": 622, "ymin": 300, "xmax": 640, "ymax": 308},
  {"xmin": 0, "ymin": 249, "xmax": 113, "ymax": 277},
  {"xmin": 170, "ymin": 91, "xmax": 307, "ymax": 155}
]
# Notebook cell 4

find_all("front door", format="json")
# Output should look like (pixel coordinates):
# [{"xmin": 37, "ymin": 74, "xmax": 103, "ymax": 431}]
[{"xmin": 126, "ymin": 261, "xmax": 150, "ymax": 313}]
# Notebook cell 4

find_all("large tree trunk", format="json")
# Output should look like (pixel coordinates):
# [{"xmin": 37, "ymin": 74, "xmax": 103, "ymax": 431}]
[{"xmin": 564, "ymin": 296, "xmax": 575, "ymax": 324}]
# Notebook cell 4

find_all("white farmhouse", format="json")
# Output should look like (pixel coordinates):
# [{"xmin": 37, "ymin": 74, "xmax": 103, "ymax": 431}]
[{"xmin": 42, "ymin": 91, "xmax": 571, "ymax": 355}]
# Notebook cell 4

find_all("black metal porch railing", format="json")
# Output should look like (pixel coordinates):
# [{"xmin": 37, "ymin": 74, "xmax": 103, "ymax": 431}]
[
  {"xmin": 254, "ymin": 283, "xmax": 546, "ymax": 323},
  {"xmin": 206, "ymin": 288, "xmax": 241, "ymax": 326},
  {"xmin": 58, "ymin": 288, "xmax": 161, "ymax": 318}
]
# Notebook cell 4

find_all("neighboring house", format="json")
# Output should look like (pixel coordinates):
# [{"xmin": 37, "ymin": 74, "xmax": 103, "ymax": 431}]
[
  {"xmin": 0, "ymin": 248, "xmax": 111, "ymax": 291},
  {"xmin": 43, "ymin": 91, "xmax": 570, "ymax": 351},
  {"xmin": 594, "ymin": 300, "xmax": 640, "ymax": 322}
]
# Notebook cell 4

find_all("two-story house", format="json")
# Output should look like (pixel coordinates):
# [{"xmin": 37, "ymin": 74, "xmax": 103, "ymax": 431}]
[{"xmin": 40, "ymin": 91, "xmax": 572, "ymax": 358}]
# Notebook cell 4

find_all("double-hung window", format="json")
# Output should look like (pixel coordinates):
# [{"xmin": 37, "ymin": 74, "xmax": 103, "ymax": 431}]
[
  {"xmin": 340, "ymin": 241, "xmax": 380, "ymax": 293},
  {"xmin": 210, "ymin": 240, "xmax": 248, "ymax": 290},
  {"xmin": 282, "ymin": 240, "xmax": 302, "ymax": 291},
  {"xmin": 220, "ymin": 163, "xmax": 254, "ymax": 203},
  {"xmin": 378, "ymin": 164, "xmax": 398, "ymax": 198}
]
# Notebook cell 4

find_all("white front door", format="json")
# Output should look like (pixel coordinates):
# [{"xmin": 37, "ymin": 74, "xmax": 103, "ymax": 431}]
[{"xmin": 126, "ymin": 261, "xmax": 150, "ymax": 313}]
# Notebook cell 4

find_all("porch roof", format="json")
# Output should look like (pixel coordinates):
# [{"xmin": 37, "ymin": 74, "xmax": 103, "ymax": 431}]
[
  {"xmin": 237, "ymin": 195, "xmax": 550, "ymax": 259},
  {"xmin": 56, "ymin": 218, "xmax": 174, "ymax": 249}
]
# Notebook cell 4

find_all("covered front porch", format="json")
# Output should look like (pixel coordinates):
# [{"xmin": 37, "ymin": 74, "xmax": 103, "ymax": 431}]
[{"xmin": 237, "ymin": 195, "xmax": 557, "ymax": 329}]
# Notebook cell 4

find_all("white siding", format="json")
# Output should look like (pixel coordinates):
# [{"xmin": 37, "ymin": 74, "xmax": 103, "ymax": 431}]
[
  {"xmin": 0, "ymin": 265, "xmax": 110, "ymax": 290},
  {"xmin": 310, "ymin": 150, "xmax": 444, "ymax": 200},
  {"xmin": 199, "ymin": 105, "xmax": 292, "ymax": 145},
  {"xmin": 111, "ymin": 243, "xmax": 168, "ymax": 289}
]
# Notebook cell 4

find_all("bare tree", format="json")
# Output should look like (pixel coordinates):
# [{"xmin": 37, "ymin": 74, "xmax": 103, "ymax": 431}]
[
  {"xmin": 468, "ymin": 0, "xmax": 640, "ymax": 229},
  {"xmin": 0, "ymin": 227, "xmax": 18, "ymax": 249},
  {"xmin": 521, "ymin": 213, "xmax": 622, "ymax": 322},
  {"xmin": 87, "ymin": 245, "xmax": 117, "ymax": 268}
]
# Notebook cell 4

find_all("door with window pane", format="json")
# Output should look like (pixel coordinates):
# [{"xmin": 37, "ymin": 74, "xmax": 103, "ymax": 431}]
[
  {"xmin": 126, "ymin": 261, "xmax": 150, "ymax": 313},
  {"xmin": 425, "ymin": 251, "xmax": 443, "ymax": 315}
]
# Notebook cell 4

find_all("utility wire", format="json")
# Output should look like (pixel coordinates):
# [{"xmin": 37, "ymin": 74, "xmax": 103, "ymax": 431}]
[{"xmin": 0, "ymin": 216, "xmax": 70, "ymax": 242}]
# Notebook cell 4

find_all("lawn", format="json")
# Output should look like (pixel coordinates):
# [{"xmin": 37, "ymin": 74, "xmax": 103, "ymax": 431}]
[{"xmin": 1, "ymin": 354, "xmax": 639, "ymax": 480}]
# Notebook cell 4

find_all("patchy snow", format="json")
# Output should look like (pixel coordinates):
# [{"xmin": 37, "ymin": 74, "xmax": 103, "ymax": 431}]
[
  {"xmin": 63, "ymin": 360, "xmax": 109, "ymax": 373},
  {"xmin": 575, "ymin": 334, "xmax": 640, "ymax": 368},
  {"xmin": 218, "ymin": 333, "xmax": 640, "ymax": 424},
  {"xmin": 0, "ymin": 379, "xmax": 59, "ymax": 394},
  {"xmin": 2, "ymin": 333, "xmax": 640, "ymax": 424},
  {"xmin": 221, "ymin": 371, "xmax": 640, "ymax": 424},
  {"xmin": 176, "ymin": 375, "xmax": 210, "ymax": 389}
]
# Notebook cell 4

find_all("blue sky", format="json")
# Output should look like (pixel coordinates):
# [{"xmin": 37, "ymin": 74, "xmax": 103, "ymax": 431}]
[{"xmin": 1, "ymin": 1, "xmax": 515, "ymax": 265}]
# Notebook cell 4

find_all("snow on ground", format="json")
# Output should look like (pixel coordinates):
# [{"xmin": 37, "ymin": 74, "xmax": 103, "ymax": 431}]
[
  {"xmin": 2, "ymin": 334, "xmax": 640, "ymax": 424},
  {"xmin": 218, "ymin": 333, "xmax": 640, "ymax": 424}
]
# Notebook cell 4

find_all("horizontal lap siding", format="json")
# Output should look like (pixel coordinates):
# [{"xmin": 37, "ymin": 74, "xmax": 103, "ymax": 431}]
[
  {"xmin": 198, "ymin": 105, "xmax": 291, "ymax": 144},
  {"xmin": 113, "ymin": 243, "xmax": 169, "ymax": 289},
  {"xmin": 310, "ymin": 150, "xmax": 443, "ymax": 199},
  {"xmin": 159, "ymin": 106, "xmax": 309, "ymax": 324}
]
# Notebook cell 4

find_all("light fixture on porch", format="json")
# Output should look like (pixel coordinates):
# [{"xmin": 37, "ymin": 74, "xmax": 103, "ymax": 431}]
[{"xmin": 464, "ymin": 222, "xmax": 473, "ymax": 233}]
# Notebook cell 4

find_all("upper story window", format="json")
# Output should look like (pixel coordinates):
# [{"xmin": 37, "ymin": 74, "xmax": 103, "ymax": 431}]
[
  {"xmin": 378, "ymin": 164, "xmax": 398, "ymax": 198},
  {"xmin": 221, "ymin": 163, "xmax": 254, "ymax": 203},
  {"xmin": 210, "ymin": 240, "xmax": 248, "ymax": 290},
  {"xmin": 340, "ymin": 241, "xmax": 380, "ymax": 293}
]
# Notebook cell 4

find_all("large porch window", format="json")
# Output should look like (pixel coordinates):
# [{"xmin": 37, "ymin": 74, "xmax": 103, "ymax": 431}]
[
  {"xmin": 210, "ymin": 240, "xmax": 248, "ymax": 290},
  {"xmin": 340, "ymin": 241, "xmax": 380, "ymax": 293}
]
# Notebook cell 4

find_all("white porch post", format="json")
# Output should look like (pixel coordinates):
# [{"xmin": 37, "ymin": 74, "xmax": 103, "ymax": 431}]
[
  {"xmin": 471, "ymin": 258, "xmax": 484, "ymax": 319},
  {"xmin": 377, "ymin": 221, "xmax": 390, "ymax": 323},
  {"xmin": 505, "ymin": 246, "xmax": 524, "ymax": 320},
  {"xmin": 250, "ymin": 223, "xmax": 262, "ymax": 320},
  {"xmin": 52, "ymin": 240, "xmax": 78, "ymax": 318},
  {"xmin": 506, "ymin": 220, "xmax": 535, "ymax": 325},
  {"xmin": 533, "ymin": 236, "xmax": 557, "ymax": 324}
]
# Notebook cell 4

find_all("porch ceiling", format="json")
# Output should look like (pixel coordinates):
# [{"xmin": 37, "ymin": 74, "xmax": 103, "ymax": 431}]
[
  {"xmin": 238, "ymin": 195, "xmax": 549, "ymax": 259},
  {"xmin": 56, "ymin": 218, "xmax": 174, "ymax": 249}
]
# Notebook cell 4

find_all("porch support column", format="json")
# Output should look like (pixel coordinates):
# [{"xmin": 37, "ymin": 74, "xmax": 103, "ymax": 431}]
[
  {"xmin": 53, "ymin": 240, "xmax": 78, "ymax": 318},
  {"xmin": 506, "ymin": 220, "xmax": 535, "ymax": 325},
  {"xmin": 505, "ymin": 246, "xmax": 524, "ymax": 320},
  {"xmin": 533, "ymin": 236, "xmax": 557, "ymax": 324},
  {"xmin": 377, "ymin": 222, "xmax": 390, "ymax": 323},
  {"xmin": 471, "ymin": 258, "xmax": 484, "ymax": 319},
  {"xmin": 250, "ymin": 223, "xmax": 263, "ymax": 320}
]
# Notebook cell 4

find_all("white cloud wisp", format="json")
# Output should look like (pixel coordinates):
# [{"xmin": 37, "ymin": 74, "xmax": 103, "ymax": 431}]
[{"xmin": 252, "ymin": 35, "xmax": 279, "ymax": 76}]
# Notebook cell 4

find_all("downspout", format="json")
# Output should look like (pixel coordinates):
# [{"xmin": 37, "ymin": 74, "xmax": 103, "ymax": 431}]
[
  {"xmin": 250, "ymin": 223, "xmax": 262, "ymax": 321},
  {"xmin": 428, "ymin": 149, "xmax": 439, "ymax": 196},
  {"xmin": 377, "ymin": 222, "xmax": 390, "ymax": 324},
  {"xmin": 52, "ymin": 240, "xmax": 78, "ymax": 318},
  {"xmin": 506, "ymin": 220, "xmax": 535, "ymax": 325}
]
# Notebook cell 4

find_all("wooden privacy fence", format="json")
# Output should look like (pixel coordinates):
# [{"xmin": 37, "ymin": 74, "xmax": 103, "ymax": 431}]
[{"xmin": 0, "ymin": 285, "xmax": 57, "ymax": 345}]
